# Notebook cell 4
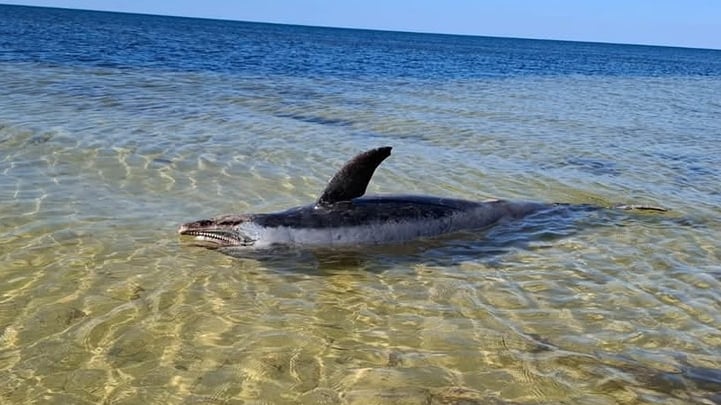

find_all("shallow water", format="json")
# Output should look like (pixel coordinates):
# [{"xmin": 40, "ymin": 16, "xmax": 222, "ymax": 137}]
[{"xmin": 2, "ymin": 5, "xmax": 721, "ymax": 404}]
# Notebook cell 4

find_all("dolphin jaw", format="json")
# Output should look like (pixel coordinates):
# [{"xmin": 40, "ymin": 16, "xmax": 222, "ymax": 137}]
[{"xmin": 178, "ymin": 220, "xmax": 254, "ymax": 248}]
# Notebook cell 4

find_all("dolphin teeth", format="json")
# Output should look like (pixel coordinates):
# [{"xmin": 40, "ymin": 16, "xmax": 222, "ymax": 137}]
[{"xmin": 185, "ymin": 231, "xmax": 234, "ymax": 244}]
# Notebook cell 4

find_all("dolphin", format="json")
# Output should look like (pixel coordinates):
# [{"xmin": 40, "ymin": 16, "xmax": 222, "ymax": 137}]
[{"xmin": 178, "ymin": 146, "xmax": 665, "ymax": 250}]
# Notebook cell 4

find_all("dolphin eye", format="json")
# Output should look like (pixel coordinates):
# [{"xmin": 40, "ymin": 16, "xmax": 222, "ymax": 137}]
[{"xmin": 218, "ymin": 219, "xmax": 243, "ymax": 226}]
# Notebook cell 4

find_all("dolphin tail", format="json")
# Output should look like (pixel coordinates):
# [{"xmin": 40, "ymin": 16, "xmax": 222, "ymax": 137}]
[{"xmin": 614, "ymin": 204, "xmax": 669, "ymax": 212}]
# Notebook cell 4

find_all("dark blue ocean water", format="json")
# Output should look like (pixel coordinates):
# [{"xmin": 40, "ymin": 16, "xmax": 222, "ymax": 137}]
[
  {"xmin": 2, "ymin": 5, "xmax": 721, "ymax": 404},
  {"xmin": 2, "ymin": 4, "xmax": 721, "ymax": 79}
]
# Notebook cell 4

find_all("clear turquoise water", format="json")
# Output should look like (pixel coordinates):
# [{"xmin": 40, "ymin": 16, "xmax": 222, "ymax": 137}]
[{"xmin": 1, "ymin": 5, "xmax": 721, "ymax": 404}]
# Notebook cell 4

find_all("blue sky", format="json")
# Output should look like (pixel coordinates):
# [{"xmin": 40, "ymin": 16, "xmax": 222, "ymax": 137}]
[{"xmin": 5, "ymin": 0, "xmax": 720, "ymax": 49}]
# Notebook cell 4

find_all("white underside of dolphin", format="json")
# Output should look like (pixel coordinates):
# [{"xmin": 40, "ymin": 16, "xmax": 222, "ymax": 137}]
[{"xmin": 233, "ymin": 198, "xmax": 545, "ymax": 248}]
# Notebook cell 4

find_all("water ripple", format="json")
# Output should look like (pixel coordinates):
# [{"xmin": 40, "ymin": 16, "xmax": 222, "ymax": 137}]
[{"xmin": 1, "ymin": 9, "xmax": 721, "ymax": 403}]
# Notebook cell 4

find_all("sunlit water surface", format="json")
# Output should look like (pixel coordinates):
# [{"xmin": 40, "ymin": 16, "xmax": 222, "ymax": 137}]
[{"xmin": 1, "ymin": 5, "xmax": 721, "ymax": 405}]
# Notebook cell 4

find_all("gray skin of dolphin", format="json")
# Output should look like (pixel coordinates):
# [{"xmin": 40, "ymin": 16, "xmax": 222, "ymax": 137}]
[{"xmin": 178, "ymin": 146, "xmax": 665, "ymax": 250}]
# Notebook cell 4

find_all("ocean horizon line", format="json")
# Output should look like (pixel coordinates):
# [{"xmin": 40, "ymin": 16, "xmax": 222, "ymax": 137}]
[{"xmin": 3, "ymin": 3, "xmax": 720, "ymax": 52}]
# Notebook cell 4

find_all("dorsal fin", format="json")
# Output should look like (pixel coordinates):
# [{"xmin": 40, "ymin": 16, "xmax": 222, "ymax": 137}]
[{"xmin": 317, "ymin": 146, "xmax": 392, "ymax": 206}]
